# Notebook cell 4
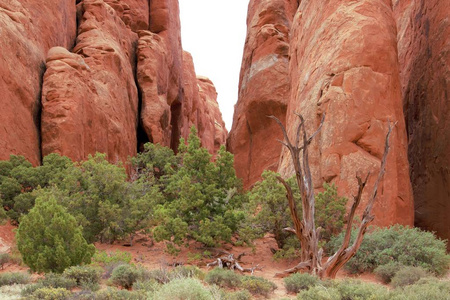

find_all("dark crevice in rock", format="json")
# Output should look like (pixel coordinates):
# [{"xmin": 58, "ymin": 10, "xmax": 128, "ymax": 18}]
[
  {"xmin": 170, "ymin": 101, "xmax": 182, "ymax": 153},
  {"xmin": 35, "ymin": 61, "xmax": 46, "ymax": 165}
]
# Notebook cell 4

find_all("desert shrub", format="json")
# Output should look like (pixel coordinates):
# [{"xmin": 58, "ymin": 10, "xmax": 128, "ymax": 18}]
[
  {"xmin": 297, "ymin": 285, "xmax": 341, "ymax": 300},
  {"xmin": 0, "ymin": 272, "xmax": 30, "ymax": 286},
  {"xmin": 133, "ymin": 279, "xmax": 160, "ymax": 293},
  {"xmin": 110, "ymin": 264, "xmax": 141, "ymax": 289},
  {"xmin": 389, "ymin": 278, "xmax": 450, "ymax": 300},
  {"xmin": 149, "ymin": 278, "xmax": 212, "ymax": 300},
  {"xmin": 92, "ymin": 250, "xmax": 132, "ymax": 265},
  {"xmin": 29, "ymin": 287, "xmax": 72, "ymax": 300},
  {"xmin": 334, "ymin": 279, "xmax": 389, "ymax": 299},
  {"xmin": 390, "ymin": 266, "xmax": 430, "ymax": 288},
  {"xmin": 205, "ymin": 268, "xmax": 242, "ymax": 288},
  {"xmin": 241, "ymin": 276, "xmax": 277, "ymax": 297},
  {"xmin": 284, "ymin": 272, "xmax": 319, "ymax": 293},
  {"xmin": 16, "ymin": 195, "xmax": 95, "ymax": 273},
  {"xmin": 63, "ymin": 265, "xmax": 102, "ymax": 286},
  {"xmin": 374, "ymin": 261, "xmax": 403, "ymax": 283},
  {"xmin": 146, "ymin": 269, "xmax": 171, "ymax": 284},
  {"xmin": 39, "ymin": 273, "xmax": 77, "ymax": 290},
  {"xmin": 327, "ymin": 225, "xmax": 450, "ymax": 275},
  {"xmin": 0, "ymin": 253, "xmax": 11, "ymax": 270},
  {"xmin": 224, "ymin": 289, "xmax": 252, "ymax": 300},
  {"xmin": 92, "ymin": 287, "xmax": 145, "ymax": 300},
  {"xmin": 243, "ymin": 171, "xmax": 346, "ymax": 254},
  {"xmin": 151, "ymin": 128, "xmax": 245, "ymax": 250},
  {"xmin": 170, "ymin": 265, "xmax": 205, "ymax": 280}
]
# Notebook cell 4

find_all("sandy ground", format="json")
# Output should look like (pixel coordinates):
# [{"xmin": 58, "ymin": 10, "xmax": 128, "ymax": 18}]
[{"xmin": 0, "ymin": 222, "xmax": 399, "ymax": 299}]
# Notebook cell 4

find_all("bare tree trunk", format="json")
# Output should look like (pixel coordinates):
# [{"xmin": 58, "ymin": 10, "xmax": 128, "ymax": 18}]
[{"xmin": 269, "ymin": 114, "xmax": 394, "ymax": 278}]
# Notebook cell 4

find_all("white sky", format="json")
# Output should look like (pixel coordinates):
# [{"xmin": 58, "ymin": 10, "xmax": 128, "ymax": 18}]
[{"xmin": 179, "ymin": 0, "xmax": 250, "ymax": 131}]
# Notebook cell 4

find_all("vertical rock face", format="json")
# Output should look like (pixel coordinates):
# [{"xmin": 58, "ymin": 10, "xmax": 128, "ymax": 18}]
[
  {"xmin": 41, "ymin": 0, "xmax": 139, "ymax": 163},
  {"xmin": 227, "ymin": 0, "xmax": 298, "ymax": 189},
  {"xmin": 1, "ymin": 0, "xmax": 227, "ymax": 167},
  {"xmin": 278, "ymin": 0, "xmax": 414, "ymax": 226},
  {"xmin": 393, "ymin": 0, "xmax": 450, "ymax": 245},
  {"xmin": 0, "ymin": 0, "xmax": 77, "ymax": 165}
]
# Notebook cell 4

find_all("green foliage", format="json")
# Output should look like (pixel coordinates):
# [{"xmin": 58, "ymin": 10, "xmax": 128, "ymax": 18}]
[
  {"xmin": 16, "ymin": 195, "xmax": 95, "ymax": 273},
  {"xmin": 283, "ymin": 273, "xmax": 319, "ymax": 293},
  {"xmin": 110, "ymin": 264, "xmax": 141, "ymax": 289},
  {"xmin": 38, "ymin": 273, "xmax": 77, "ymax": 290},
  {"xmin": 327, "ymin": 225, "xmax": 450, "ymax": 275},
  {"xmin": 334, "ymin": 279, "xmax": 389, "ymax": 299},
  {"xmin": 169, "ymin": 265, "xmax": 205, "ymax": 280},
  {"xmin": 0, "ymin": 154, "xmax": 75, "ymax": 223},
  {"xmin": 296, "ymin": 285, "xmax": 341, "ymax": 300},
  {"xmin": 149, "ymin": 278, "xmax": 213, "ymax": 300},
  {"xmin": 204, "ymin": 268, "xmax": 242, "ymax": 288},
  {"xmin": 93, "ymin": 287, "xmax": 146, "ymax": 300},
  {"xmin": 151, "ymin": 127, "xmax": 244, "ymax": 249},
  {"xmin": 28, "ymin": 287, "xmax": 72, "ymax": 300},
  {"xmin": 374, "ymin": 261, "xmax": 403, "ymax": 283},
  {"xmin": 243, "ymin": 171, "xmax": 347, "ymax": 255},
  {"xmin": 63, "ymin": 265, "xmax": 102, "ymax": 286},
  {"xmin": 133, "ymin": 279, "xmax": 160, "ymax": 293},
  {"xmin": 92, "ymin": 250, "xmax": 132, "ymax": 266},
  {"xmin": 240, "ymin": 276, "xmax": 277, "ymax": 297},
  {"xmin": 0, "ymin": 253, "xmax": 11, "ymax": 270},
  {"xmin": 225, "ymin": 290, "xmax": 252, "ymax": 300},
  {"xmin": 391, "ymin": 266, "xmax": 430, "ymax": 288},
  {"xmin": 389, "ymin": 278, "xmax": 450, "ymax": 300},
  {"xmin": 0, "ymin": 272, "xmax": 30, "ymax": 286}
]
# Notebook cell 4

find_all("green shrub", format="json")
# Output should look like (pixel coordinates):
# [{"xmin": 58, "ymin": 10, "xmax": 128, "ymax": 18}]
[
  {"xmin": 297, "ymin": 285, "xmax": 341, "ymax": 300},
  {"xmin": 0, "ymin": 272, "xmax": 30, "ymax": 286},
  {"xmin": 389, "ymin": 278, "xmax": 450, "ymax": 300},
  {"xmin": 29, "ymin": 287, "xmax": 72, "ymax": 300},
  {"xmin": 92, "ymin": 250, "xmax": 132, "ymax": 265},
  {"xmin": 241, "ymin": 276, "xmax": 276, "ymax": 297},
  {"xmin": 110, "ymin": 264, "xmax": 140, "ymax": 289},
  {"xmin": 16, "ymin": 195, "xmax": 95, "ymax": 273},
  {"xmin": 93, "ymin": 287, "xmax": 145, "ymax": 300},
  {"xmin": 334, "ymin": 279, "xmax": 389, "ymax": 299},
  {"xmin": 38, "ymin": 273, "xmax": 76, "ymax": 290},
  {"xmin": 149, "ymin": 278, "xmax": 212, "ymax": 300},
  {"xmin": 133, "ymin": 279, "xmax": 160, "ymax": 293},
  {"xmin": 327, "ymin": 225, "xmax": 450, "ymax": 275},
  {"xmin": 169, "ymin": 265, "xmax": 205, "ymax": 280},
  {"xmin": 0, "ymin": 253, "xmax": 11, "ymax": 270},
  {"xmin": 146, "ymin": 269, "xmax": 171, "ymax": 284},
  {"xmin": 284, "ymin": 272, "xmax": 319, "ymax": 293},
  {"xmin": 63, "ymin": 265, "xmax": 102, "ymax": 286},
  {"xmin": 225, "ymin": 289, "xmax": 252, "ymax": 300},
  {"xmin": 374, "ymin": 261, "xmax": 403, "ymax": 283},
  {"xmin": 391, "ymin": 266, "xmax": 430, "ymax": 288},
  {"xmin": 204, "ymin": 268, "xmax": 242, "ymax": 288}
]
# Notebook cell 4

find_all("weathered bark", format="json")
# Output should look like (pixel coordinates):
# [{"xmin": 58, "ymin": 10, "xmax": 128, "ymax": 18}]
[{"xmin": 270, "ymin": 114, "xmax": 393, "ymax": 278}]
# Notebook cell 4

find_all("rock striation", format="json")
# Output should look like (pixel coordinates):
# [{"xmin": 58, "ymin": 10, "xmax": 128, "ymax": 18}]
[
  {"xmin": 41, "ymin": 0, "xmax": 139, "ymax": 163},
  {"xmin": 0, "ymin": 0, "xmax": 77, "ymax": 165},
  {"xmin": 1, "ymin": 0, "xmax": 226, "ymax": 167},
  {"xmin": 393, "ymin": 0, "xmax": 450, "ymax": 246},
  {"xmin": 230, "ymin": 0, "xmax": 416, "ymax": 227},
  {"xmin": 227, "ymin": 0, "xmax": 298, "ymax": 189}
]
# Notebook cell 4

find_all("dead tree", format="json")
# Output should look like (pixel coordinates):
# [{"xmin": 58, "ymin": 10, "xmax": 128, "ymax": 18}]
[{"xmin": 269, "ymin": 114, "xmax": 394, "ymax": 278}]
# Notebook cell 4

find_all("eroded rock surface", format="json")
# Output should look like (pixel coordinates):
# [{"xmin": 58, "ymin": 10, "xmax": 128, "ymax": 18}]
[
  {"xmin": 227, "ymin": 0, "xmax": 298, "ymax": 189},
  {"xmin": 41, "ymin": 0, "xmax": 139, "ymax": 163},
  {"xmin": 0, "ymin": 0, "xmax": 77, "ymax": 165},
  {"xmin": 394, "ymin": 0, "xmax": 450, "ymax": 245},
  {"xmin": 278, "ymin": 0, "xmax": 414, "ymax": 226}
]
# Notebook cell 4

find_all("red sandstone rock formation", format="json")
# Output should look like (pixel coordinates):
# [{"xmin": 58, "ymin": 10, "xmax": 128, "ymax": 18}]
[
  {"xmin": 227, "ymin": 0, "xmax": 298, "ymax": 189},
  {"xmin": 279, "ymin": 0, "xmax": 414, "ymax": 226},
  {"xmin": 393, "ymin": 0, "xmax": 450, "ymax": 246},
  {"xmin": 0, "ymin": 0, "xmax": 77, "ymax": 165},
  {"xmin": 41, "ymin": 0, "xmax": 139, "ymax": 163},
  {"xmin": 1, "ymin": 0, "xmax": 226, "ymax": 167}
]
